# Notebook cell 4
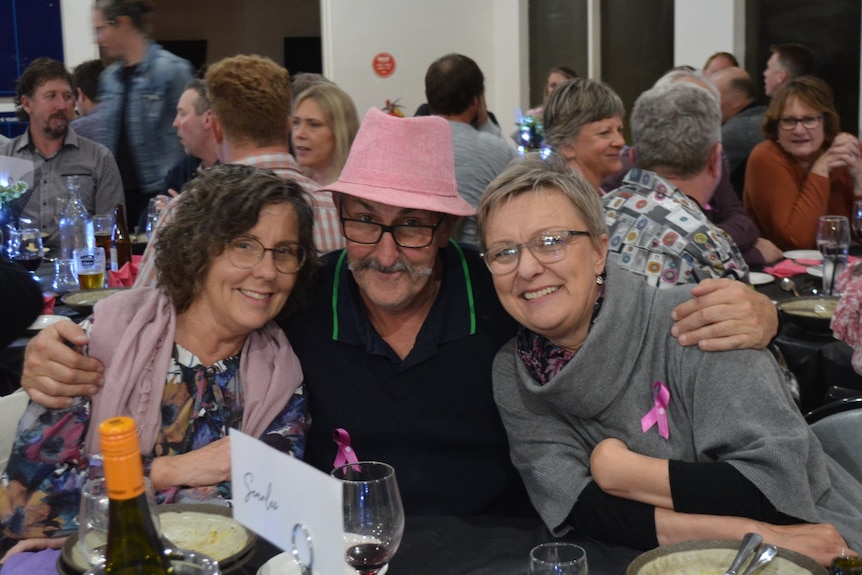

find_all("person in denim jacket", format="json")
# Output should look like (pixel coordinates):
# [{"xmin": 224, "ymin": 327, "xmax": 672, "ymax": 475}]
[{"xmin": 92, "ymin": 0, "xmax": 193, "ymax": 228}]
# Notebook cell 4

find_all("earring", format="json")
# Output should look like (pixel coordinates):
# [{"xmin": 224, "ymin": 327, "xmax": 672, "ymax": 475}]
[{"xmin": 595, "ymin": 275, "xmax": 604, "ymax": 285}]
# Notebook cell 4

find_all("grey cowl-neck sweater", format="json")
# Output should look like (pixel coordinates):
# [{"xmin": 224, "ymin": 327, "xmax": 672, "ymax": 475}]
[{"xmin": 493, "ymin": 263, "xmax": 862, "ymax": 548}]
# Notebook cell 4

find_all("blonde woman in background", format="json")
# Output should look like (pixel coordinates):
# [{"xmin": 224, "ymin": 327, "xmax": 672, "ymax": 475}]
[{"xmin": 291, "ymin": 83, "xmax": 360, "ymax": 185}]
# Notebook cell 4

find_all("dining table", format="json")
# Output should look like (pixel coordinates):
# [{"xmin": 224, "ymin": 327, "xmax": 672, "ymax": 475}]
[
  {"xmin": 234, "ymin": 514, "xmax": 643, "ymax": 575},
  {"xmin": 753, "ymin": 252, "xmax": 862, "ymax": 414}
]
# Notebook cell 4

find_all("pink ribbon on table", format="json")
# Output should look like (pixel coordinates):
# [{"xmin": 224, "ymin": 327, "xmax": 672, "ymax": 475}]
[
  {"xmin": 640, "ymin": 381, "xmax": 670, "ymax": 440},
  {"xmin": 332, "ymin": 428, "xmax": 360, "ymax": 471}
]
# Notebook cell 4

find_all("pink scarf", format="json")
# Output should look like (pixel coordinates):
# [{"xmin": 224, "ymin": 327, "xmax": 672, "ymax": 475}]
[{"xmin": 84, "ymin": 288, "xmax": 303, "ymax": 456}]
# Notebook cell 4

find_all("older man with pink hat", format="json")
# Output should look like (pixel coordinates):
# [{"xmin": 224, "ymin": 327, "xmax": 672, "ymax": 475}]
[{"xmin": 283, "ymin": 108, "xmax": 530, "ymax": 515}]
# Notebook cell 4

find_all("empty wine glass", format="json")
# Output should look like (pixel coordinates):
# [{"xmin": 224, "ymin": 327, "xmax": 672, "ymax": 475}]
[
  {"xmin": 816, "ymin": 215, "xmax": 850, "ymax": 296},
  {"xmin": 331, "ymin": 461, "xmax": 404, "ymax": 575},
  {"xmin": 529, "ymin": 542, "xmax": 589, "ymax": 575},
  {"xmin": 10, "ymin": 227, "xmax": 44, "ymax": 280}
]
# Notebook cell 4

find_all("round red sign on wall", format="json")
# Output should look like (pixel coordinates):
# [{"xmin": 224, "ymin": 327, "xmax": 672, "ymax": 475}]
[{"xmin": 372, "ymin": 52, "xmax": 396, "ymax": 78}]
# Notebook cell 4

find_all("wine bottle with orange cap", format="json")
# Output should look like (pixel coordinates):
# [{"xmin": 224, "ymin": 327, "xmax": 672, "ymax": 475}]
[{"xmin": 99, "ymin": 416, "xmax": 173, "ymax": 574}]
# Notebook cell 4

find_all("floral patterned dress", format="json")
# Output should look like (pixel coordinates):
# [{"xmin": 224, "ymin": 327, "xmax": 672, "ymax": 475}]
[{"xmin": 0, "ymin": 341, "xmax": 307, "ymax": 540}]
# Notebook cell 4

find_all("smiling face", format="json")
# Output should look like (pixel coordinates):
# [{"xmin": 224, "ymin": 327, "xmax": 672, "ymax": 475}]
[
  {"xmin": 560, "ymin": 116, "xmax": 625, "ymax": 189},
  {"xmin": 22, "ymin": 78, "xmax": 75, "ymax": 140},
  {"xmin": 341, "ymin": 195, "xmax": 451, "ymax": 313},
  {"xmin": 291, "ymin": 97, "xmax": 336, "ymax": 180},
  {"xmin": 777, "ymin": 96, "xmax": 826, "ymax": 167},
  {"xmin": 173, "ymin": 88, "xmax": 210, "ymax": 157},
  {"xmin": 483, "ymin": 188, "xmax": 608, "ymax": 351},
  {"xmin": 191, "ymin": 203, "xmax": 299, "ymax": 340}
]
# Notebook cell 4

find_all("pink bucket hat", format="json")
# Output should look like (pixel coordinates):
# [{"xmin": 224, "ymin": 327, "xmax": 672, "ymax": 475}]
[{"xmin": 322, "ymin": 107, "xmax": 475, "ymax": 216}]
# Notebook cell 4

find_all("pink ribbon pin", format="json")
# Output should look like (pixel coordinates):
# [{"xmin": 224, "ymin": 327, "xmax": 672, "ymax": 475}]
[
  {"xmin": 640, "ymin": 381, "xmax": 670, "ymax": 439},
  {"xmin": 332, "ymin": 428, "xmax": 360, "ymax": 471}
]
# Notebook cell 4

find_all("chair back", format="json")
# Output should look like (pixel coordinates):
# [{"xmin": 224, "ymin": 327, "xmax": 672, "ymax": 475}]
[
  {"xmin": 806, "ymin": 397, "xmax": 862, "ymax": 482},
  {"xmin": 0, "ymin": 389, "xmax": 29, "ymax": 474}
]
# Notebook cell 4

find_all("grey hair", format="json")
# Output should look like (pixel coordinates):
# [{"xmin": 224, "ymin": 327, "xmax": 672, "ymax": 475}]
[
  {"xmin": 631, "ymin": 82, "xmax": 722, "ymax": 179},
  {"xmin": 477, "ymin": 153, "xmax": 607, "ymax": 252},
  {"xmin": 654, "ymin": 68, "xmax": 720, "ymax": 102},
  {"xmin": 542, "ymin": 78, "xmax": 625, "ymax": 150}
]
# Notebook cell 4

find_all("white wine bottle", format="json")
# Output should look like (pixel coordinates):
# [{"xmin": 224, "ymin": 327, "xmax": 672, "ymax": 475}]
[{"xmin": 99, "ymin": 416, "xmax": 173, "ymax": 575}]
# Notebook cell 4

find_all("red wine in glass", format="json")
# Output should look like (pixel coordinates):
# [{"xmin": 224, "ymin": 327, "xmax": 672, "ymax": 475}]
[
  {"xmin": 346, "ymin": 543, "xmax": 390, "ymax": 575},
  {"xmin": 14, "ymin": 256, "xmax": 42, "ymax": 272}
]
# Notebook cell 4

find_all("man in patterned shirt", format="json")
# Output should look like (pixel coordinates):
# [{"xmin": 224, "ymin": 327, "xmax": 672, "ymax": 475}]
[
  {"xmin": 603, "ymin": 81, "xmax": 749, "ymax": 288},
  {"xmin": 134, "ymin": 55, "xmax": 344, "ymax": 287}
]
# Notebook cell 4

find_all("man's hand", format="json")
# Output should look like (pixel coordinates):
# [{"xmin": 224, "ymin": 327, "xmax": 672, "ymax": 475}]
[
  {"xmin": 21, "ymin": 321, "xmax": 104, "ymax": 408},
  {"xmin": 671, "ymin": 278, "xmax": 778, "ymax": 351}
]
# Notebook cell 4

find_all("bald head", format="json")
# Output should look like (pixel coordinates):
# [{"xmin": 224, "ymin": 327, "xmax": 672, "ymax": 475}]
[{"xmin": 711, "ymin": 67, "xmax": 756, "ymax": 123}]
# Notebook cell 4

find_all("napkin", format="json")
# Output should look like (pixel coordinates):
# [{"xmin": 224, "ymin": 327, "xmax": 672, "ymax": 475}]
[
  {"xmin": 108, "ymin": 255, "xmax": 142, "ymax": 287},
  {"xmin": 41, "ymin": 293, "xmax": 55, "ymax": 315},
  {"xmin": 763, "ymin": 259, "xmax": 808, "ymax": 278}
]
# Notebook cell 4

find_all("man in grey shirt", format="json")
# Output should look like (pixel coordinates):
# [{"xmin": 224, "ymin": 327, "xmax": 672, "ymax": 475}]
[
  {"xmin": 0, "ymin": 58, "xmax": 123, "ymax": 251},
  {"xmin": 425, "ymin": 53, "xmax": 516, "ymax": 245},
  {"xmin": 712, "ymin": 67, "xmax": 767, "ymax": 198}
]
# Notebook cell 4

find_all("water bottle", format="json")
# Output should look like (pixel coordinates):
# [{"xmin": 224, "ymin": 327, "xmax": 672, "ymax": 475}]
[{"xmin": 58, "ymin": 176, "xmax": 95, "ymax": 260}]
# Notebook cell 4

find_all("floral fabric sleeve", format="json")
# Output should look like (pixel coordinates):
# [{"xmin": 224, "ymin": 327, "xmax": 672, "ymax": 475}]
[
  {"xmin": 258, "ymin": 384, "xmax": 309, "ymax": 460},
  {"xmin": 0, "ymin": 397, "xmax": 91, "ymax": 539}
]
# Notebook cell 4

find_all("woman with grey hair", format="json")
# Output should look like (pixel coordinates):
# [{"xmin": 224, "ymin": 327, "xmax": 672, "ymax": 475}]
[
  {"xmin": 478, "ymin": 153, "xmax": 861, "ymax": 565},
  {"xmin": 542, "ymin": 78, "xmax": 626, "ymax": 192}
]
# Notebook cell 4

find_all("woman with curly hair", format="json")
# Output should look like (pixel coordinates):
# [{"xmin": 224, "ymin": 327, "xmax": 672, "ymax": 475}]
[{"xmin": 0, "ymin": 164, "xmax": 319, "ymax": 559}]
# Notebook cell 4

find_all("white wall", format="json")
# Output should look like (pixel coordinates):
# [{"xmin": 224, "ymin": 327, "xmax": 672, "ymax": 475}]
[
  {"xmin": 674, "ymin": 0, "xmax": 746, "ymax": 70},
  {"xmin": 322, "ymin": 0, "xmax": 528, "ymax": 129},
  {"xmin": 61, "ymin": 0, "xmax": 99, "ymax": 69}
]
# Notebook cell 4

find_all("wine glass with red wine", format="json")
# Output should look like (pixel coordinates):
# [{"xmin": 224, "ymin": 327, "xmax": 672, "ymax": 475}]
[
  {"xmin": 11, "ymin": 227, "xmax": 43, "ymax": 280},
  {"xmin": 332, "ymin": 461, "xmax": 404, "ymax": 575}
]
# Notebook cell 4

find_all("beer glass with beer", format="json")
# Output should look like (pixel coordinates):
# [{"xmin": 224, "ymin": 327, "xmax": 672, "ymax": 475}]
[{"xmin": 74, "ymin": 247, "xmax": 106, "ymax": 290}]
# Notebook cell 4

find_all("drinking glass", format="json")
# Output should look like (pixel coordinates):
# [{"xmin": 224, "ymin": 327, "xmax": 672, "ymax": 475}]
[
  {"xmin": 331, "ymin": 461, "xmax": 404, "ymax": 575},
  {"xmin": 53, "ymin": 258, "xmax": 79, "ymax": 293},
  {"xmin": 816, "ymin": 215, "xmax": 850, "ymax": 296},
  {"xmin": 11, "ymin": 227, "xmax": 44, "ymax": 279},
  {"xmin": 83, "ymin": 548, "xmax": 218, "ymax": 575},
  {"xmin": 93, "ymin": 214, "xmax": 114, "ymax": 263},
  {"xmin": 852, "ymin": 200, "xmax": 862, "ymax": 244},
  {"xmin": 77, "ymin": 477, "xmax": 160, "ymax": 568},
  {"xmin": 529, "ymin": 542, "xmax": 588, "ymax": 575},
  {"xmin": 73, "ymin": 247, "xmax": 106, "ymax": 290},
  {"xmin": 145, "ymin": 197, "xmax": 163, "ymax": 240}
]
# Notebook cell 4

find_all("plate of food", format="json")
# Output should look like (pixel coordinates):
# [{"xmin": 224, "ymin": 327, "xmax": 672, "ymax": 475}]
[
  {"xmin": 748, "ymin": 272, "xmax": 775, "ymax": 286},
  {"xmin": 27, "ymin": 314, "xmax": 72, "ymax": 332},
  {"xmin": 61, "ymin": 504, "xmax": 255, "ymax": 574},
  {"xmin": 61, "ymin": 288, "xmax": 127, "ymax": 314},
  {"xmin": 783, "ymin": 250, "xmax": 823, "ymax": 262},
  {"xmin": 778, "ymin": 296, "xmax": 839, "ymax": 334},
  {"xmin": 626, "ymin": 539, "xmax": 826, "ymax": 575}
]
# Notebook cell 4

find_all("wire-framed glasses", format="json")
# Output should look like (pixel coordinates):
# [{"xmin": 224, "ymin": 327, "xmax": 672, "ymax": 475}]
[
  {"xmin": 481, "ymin": 230, "xmax": 591, "ymax": 275},
  {"xmin": 225, "ymin": 236, "xmax": 306, "ymax": 274},
  {"xmin": 339, "ymin": 206, "xmax": 445, "ymax": 248},
  {"xmin": 778, "ymin": 115, "xmax": 822, "ymax": 131}
]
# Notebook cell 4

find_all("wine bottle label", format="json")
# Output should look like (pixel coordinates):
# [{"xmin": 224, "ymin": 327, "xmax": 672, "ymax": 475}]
[{"xmin": 110, "ymin": 247, "xmax": 119, "ymax": 271}]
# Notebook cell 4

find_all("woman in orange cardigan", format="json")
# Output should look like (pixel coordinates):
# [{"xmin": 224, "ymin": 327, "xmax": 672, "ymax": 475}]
[{"xmin": 743, "ymin": 76, "xmax": 862, "ymax": 250}]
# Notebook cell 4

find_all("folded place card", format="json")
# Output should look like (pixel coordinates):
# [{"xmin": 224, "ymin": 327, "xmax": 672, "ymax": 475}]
[{"xmin": 230, "ymin": 430, "xmax": 345, "ymax": 575}]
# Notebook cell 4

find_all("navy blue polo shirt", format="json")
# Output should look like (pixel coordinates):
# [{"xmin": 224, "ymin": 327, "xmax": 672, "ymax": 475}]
[{"xmin": 282, "ymin": 241, "xmax": 529, "ymax": 516}]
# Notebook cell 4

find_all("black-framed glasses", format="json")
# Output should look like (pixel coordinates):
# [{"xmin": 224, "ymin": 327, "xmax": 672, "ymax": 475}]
[
  {"xmin": 225, "ymin": 236, "xmax": 306, "ymax": 274},
  {"xmin": 339, "ymin": 206, "xmax": 446, "ymax": 249},
  {"xmin": 481, "ymin": 230, "xmax": 591, "ymax": 275},
  {"xmin": 778, "ymin": 115, "xmax": 823, "ymax": 131}
]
